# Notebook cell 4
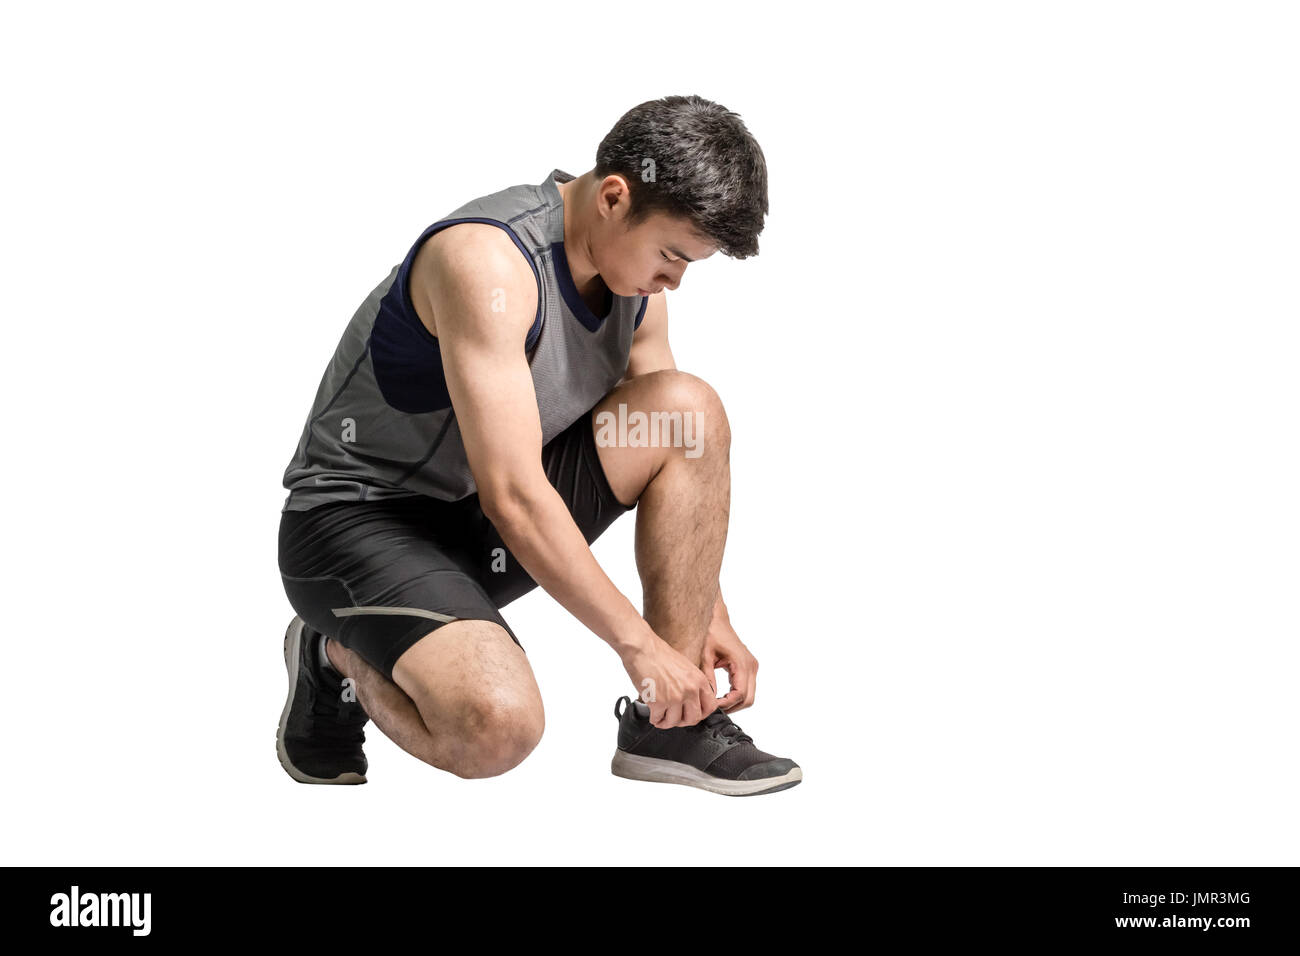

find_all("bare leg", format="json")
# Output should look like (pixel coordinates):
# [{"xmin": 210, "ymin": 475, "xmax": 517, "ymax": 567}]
[
  {"xmin": 324, "ymin": 619, "xmax": 544, "ymax": 779},
  {"xmin": 324, "ymin": 638, "xmax": 439, "ymax": 765},
  {"xmin": 594, "ymin": 370, "xmax": 731, "ymax": 669}
]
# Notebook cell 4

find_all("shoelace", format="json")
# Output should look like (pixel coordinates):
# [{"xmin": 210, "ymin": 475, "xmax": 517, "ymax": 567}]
[
  {"xmin": 700, "ymin": 709, "xmax": 753, "ymax": 745},
  {"xmin": 307, "ymin": 674, "xmax": 368, "ymax": 744},
  {"xmin": 307, "ymin": 697, "xmax": 367, "ymax": 745}
]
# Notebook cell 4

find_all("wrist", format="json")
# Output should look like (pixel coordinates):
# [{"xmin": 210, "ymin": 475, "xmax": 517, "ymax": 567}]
[
  {"xmin": 707, "ymin": 609, "xmax": 733, "ymax": 639},
  {"xmin": 609, "ymin": 617, "xmax": 657, "ymax": 659}
]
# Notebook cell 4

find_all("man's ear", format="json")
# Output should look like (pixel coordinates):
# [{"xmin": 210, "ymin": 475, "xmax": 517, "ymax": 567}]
[{"xmin": 597, "ymin": 174, "xmax": 634, "ymax": 222}]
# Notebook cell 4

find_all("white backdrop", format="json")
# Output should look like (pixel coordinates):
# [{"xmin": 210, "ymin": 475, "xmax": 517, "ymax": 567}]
[{"xmin": 2, "ymin": 1, "xmax": 1296, "ymax": 865}]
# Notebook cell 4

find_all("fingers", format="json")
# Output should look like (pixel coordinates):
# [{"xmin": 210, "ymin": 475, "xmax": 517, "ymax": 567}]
[
  {"xmin": 653, "ymin": 683, "xmax": 717, "ymax": 729},
  {"xmin": 699, "ymin": 684, "xmax": 718, "ymax": 718},
  {"xmin": 653, "ymin": 701, "xmax": 681, "ymax": 729},
  {"xmin": 681, "ymin": 695, "xmax": 702, "ymax": 727},
  {"xmin": 648, "ymin": 700, "xmax": 666, "ymax": 727},
  {"xmin": 646, "ymin": 651, "xmax": 738, "ymax": 729},
  {"xmin": 672, "ymin": 679, "xmax": 713, "ymax": 728},
  {"xmin": 717, "ymin": 660, "xmax": 744, "ymax": 713},
  {"xmin": 716, "ymin": 687, "xmax": 744, "ymax": 711},
  {"xmin": 721, "ymin": 659, "xmax": 758, "ymax": 713}
]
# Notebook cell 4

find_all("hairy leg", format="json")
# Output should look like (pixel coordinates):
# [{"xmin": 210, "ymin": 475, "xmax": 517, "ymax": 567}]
[
  {"xmin": 593, "ymin": 369, "xmax": 731, "ymax": 669},
  {"xmin": 324, "ymin": 619, "xmax": 543, "ymax": 779}
]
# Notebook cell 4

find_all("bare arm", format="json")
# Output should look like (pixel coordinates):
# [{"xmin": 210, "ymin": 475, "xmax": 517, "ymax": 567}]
[
  {"xmin": 413, "ymin": 226, "xmax": 653, "ymax": 657},
  {"xmin": 415, "ymin": 227, "xmax": 653, "ymax": 655},
  {"xmin": 620, "ymin": 290, "xmax": 675, "ymax": 384}
]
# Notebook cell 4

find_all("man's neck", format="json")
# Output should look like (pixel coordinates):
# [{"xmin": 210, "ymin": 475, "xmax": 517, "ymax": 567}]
[{"xmin": 556, "ymin": 171, "xmax": 602, "ymax": 293}]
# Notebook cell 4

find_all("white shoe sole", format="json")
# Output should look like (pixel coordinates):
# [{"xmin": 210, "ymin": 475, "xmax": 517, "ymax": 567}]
[
  {"xmin": 611, "ymin": 749, "xmax": 802, "ymax": 796},
  {"xmin": 276, "ymin": 617, "xmax": 367, "ymax": 785}
]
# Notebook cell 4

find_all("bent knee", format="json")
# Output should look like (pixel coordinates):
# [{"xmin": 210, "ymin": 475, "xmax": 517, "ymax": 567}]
[
  {"xmin": 449, "ymin": 694, "xmax": 545, "ymax": 779},
  {"xmin": 638, "ymin": 369, "xmax": 723, "ymax": 412},
  {"xmin": 636, "ymin": 369, "xmax": 730, "ymax": 444}
]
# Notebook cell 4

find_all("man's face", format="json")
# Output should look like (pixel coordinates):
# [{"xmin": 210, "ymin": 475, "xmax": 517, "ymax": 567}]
[{"xmin": 590, "ymin": 183, "xmax": 718, "ymax": 297}]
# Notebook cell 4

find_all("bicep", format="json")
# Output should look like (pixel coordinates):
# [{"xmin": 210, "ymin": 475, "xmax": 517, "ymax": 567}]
[
  {"xmin": 419, "ymin": 231, "xmax": 543, "ymax": 513},
  {"xmin": 441, "ymin": 329, "xmax": 541, "ymax": 508}
]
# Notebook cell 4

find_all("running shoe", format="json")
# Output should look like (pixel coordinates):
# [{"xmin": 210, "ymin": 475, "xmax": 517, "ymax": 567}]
[
  {"xmin": 610, "ymin": 695, "xmax": 802, "ymax": 796},
  {"xmin": 276, "ymin": 616, "xmax": 369, "ymax": 784}
]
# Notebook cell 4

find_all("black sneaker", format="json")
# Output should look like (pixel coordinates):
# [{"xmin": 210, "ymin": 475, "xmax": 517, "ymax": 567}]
[
  {"xmin": 276, "ymin": 616, "xmax": 369, "ymax": 785},
  {"xmin": 610, "ymin": 695, "xmax": 802, "ymax": 796}
]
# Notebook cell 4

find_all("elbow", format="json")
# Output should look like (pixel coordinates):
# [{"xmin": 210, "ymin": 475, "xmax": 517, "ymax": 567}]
[{"xmin": 477, "ymin": 480, "xmax": 537, "ymax": 533}]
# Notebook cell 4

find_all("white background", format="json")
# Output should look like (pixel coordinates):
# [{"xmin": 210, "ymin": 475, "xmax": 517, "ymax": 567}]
[{"xmin": 2, "ymin": 1, "xmax": 1296, "ymax": 865}]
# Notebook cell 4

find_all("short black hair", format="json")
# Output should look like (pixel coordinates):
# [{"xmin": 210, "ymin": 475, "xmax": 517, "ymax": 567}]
[{"xmin": 594, "ymin": 94, "xmax": 769, "ymax": 259}]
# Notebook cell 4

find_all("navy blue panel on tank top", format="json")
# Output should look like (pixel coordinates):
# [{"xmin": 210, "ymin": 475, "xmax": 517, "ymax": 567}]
[
  {"xmin": 550, "ymin": 241, "xmax": 649, "ymax": 331},
  {"xmin": 371, "ymin": 217, "xmax": 543, "ymax": 414},
  {"xmin": 552, "ymin": 241, "xmax": 613, "ymax": 333}
]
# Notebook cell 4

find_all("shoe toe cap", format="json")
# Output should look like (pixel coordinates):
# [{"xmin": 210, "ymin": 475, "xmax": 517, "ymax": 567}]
[{"xmin": 738, "ymin": 757, "xmax": 799, "ymax": 780}]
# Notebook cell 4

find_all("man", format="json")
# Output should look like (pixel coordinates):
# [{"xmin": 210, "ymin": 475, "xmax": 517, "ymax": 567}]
[{"xmin": 276, "ymin": 94, "xmax": 801, "ymax": 796}]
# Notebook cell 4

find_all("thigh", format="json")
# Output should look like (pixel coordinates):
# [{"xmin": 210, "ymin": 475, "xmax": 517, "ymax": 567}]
[
  {"xmin": 278, "ymin": 497, "xmax": 525, "ymax": 684},
  {"xmin": 472, "ymin": 404, "xmax": 638, "ymax": 607},
  {"xmin": 389, "ymin": 618, "xmax": 542, "ymax": 738}
]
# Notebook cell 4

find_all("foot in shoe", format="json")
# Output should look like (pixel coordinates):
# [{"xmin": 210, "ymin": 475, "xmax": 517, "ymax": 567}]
[
  {"xmin": 276, "ymin": 617, "xmax": 371, "ymax": 785},
  {"xmin": 610, "ymin": 695, "xmax": 802, "ymax": 796}
]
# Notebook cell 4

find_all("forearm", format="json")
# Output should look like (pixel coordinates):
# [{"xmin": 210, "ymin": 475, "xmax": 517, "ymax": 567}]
[{"xmin": 486, "ymin": 483, "xmax": 655, "ymax": 658}]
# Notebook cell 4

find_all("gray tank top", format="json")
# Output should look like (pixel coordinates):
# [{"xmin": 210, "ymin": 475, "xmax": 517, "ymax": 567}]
[{"xmin": 281, "ymin": 168, "xmax": 647, "ymax": 513}]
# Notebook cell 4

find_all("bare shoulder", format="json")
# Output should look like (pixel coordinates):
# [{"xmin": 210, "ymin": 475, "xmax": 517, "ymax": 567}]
[{"xmin": 408, "ymin": 222, "xmax": 538, "ymax": 341}]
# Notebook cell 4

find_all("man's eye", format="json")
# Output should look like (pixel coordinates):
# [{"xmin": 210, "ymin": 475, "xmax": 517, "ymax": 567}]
[{"xmin": 660, "ymin": 251, "xmax": 670, "ymax": 260}]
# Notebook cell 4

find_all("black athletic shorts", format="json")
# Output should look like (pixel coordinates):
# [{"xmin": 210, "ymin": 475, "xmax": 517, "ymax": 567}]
[{"xmin": 278, "ymin": 406, "xmax": 636, "ymax": 684}]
